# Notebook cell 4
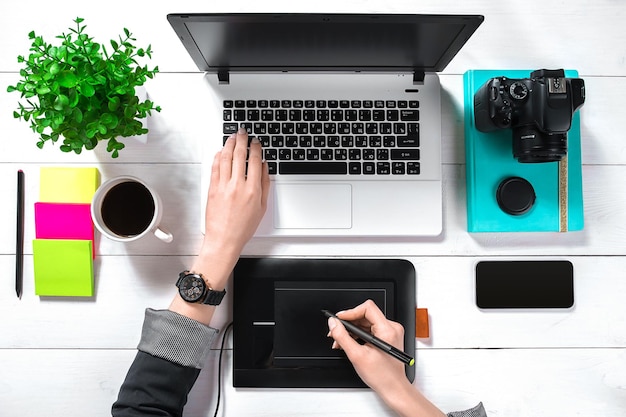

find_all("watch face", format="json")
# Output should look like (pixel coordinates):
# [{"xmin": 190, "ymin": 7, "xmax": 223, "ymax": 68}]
[{"xmin": 178, "ymin": 274, "xmax": 206, "ymax": 302}]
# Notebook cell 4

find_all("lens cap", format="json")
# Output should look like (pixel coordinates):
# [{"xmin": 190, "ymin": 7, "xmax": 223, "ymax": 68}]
[{"xmin": 496, "ymin": 177, "xmax": 536, "ymax": 215}]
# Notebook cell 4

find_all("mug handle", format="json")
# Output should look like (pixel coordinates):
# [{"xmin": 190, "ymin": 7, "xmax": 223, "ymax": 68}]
[{"xmin": 154, "ymin": 226, "xmax": 174, "ymax": 243}]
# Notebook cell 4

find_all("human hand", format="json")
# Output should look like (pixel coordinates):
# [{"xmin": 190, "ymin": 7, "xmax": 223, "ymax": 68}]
[
  {"xmin": 327, "ymin": 299, "xmax": 410, "ymax": 395},
  {"xmin": 170, "ymin": 129, "xmax": 269, "ymax": 325},
  {"xmin": 190, "ymin": 128, "xmax": 270, "ymax": 290},
  {"xmin": 202, "ymin": 128, "xmax": 270, "ymax": 256}
]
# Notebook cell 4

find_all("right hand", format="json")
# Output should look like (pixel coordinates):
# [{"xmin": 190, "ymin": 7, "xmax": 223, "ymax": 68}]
[{"xmin": 326, "ymin": 300, "xmax": 410, "ymax": 396}]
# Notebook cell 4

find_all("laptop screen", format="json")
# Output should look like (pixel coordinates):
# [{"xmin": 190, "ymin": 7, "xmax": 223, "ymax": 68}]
[{"xmin": 167, "ymin": 13, "xmax": 483, "ymax": 73}]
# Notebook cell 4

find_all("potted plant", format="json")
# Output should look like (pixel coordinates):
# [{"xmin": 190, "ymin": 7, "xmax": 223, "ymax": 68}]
[{"xmin": 7, "ymin": 17, "xmax": 161, "ymax": 158}]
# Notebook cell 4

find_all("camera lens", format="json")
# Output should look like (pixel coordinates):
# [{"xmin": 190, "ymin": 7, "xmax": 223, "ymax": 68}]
[
  {"xmin": 509, "ymin": 82, "xmax": 528, "ymax": 100},
  {"xmin": 512, "ymin": 127, "xmax": 567, "ymax": 163}
]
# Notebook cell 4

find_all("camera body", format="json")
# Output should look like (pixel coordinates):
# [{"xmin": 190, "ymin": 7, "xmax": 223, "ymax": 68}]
[{"xmin": 474, "ymin": 69, "xmax": 585, "ymax": 163}]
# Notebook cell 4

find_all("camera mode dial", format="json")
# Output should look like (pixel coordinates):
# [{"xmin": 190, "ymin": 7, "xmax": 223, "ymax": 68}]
[{"xmin": 509, "ymin": 82, "xmax": 529, "ymax": 100}]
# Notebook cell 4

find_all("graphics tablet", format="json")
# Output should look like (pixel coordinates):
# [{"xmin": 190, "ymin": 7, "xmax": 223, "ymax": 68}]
[{"xmin": 233, "ymin": 258, "xmax": 416, "ymax": 388}]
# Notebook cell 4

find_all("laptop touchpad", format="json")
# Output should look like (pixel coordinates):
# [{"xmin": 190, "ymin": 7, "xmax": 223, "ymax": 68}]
[{"xmin": 273, "ymin": 183, "xmax": 352, "ymax": 229}]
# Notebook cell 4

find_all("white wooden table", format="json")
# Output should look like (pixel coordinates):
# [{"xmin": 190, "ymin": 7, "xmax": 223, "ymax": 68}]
[{"xmin": 1, "ymin": 1, "xmax": 625, "ymax": 416}]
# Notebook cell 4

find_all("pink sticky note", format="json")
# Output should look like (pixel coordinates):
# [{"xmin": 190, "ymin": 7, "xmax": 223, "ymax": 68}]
[{"xmin": 34, "ymin": 203, "xmax": 95, "ymax": 258}]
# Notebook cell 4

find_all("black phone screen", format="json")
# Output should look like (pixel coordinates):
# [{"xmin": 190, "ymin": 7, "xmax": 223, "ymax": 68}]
[{"xmin": 475, "ymin": 260, "xmax": 574, "ymax": 308}]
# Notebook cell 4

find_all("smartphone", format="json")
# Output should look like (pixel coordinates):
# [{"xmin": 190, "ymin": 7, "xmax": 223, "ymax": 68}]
[{"xmin": 475, "ymin": 260, "xmax": 574, "ymax": 309}]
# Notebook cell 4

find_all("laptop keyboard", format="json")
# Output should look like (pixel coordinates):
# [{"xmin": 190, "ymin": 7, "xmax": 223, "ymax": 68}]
[{"xmin": 223, "ymin": 99, "xmax": 420, "ymax": 176}]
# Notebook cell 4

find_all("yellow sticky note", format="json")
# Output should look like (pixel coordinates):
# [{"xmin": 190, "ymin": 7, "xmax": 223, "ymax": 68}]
[
  {"xmin": 33, "ymin": 239, "xmax": 94, "ymax": 297},
  {"xmin": 39, "ymin": 167, "xmax": 100, "ymax": 203}
]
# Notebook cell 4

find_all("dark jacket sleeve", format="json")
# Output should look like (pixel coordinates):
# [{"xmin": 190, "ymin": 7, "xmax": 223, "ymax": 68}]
[
  {"xmin": 112, "ymin": 309, "xmax": 219, "ymax": 417},
  {"xmin": 111, "ymin": 351, "xmax": 200, "ymax": 417}
]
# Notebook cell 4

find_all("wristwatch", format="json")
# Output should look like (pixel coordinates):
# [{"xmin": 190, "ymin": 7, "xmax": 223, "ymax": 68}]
[{"xmin": 176, "ymin": 270, "xmax": 226, "ymax": 305}]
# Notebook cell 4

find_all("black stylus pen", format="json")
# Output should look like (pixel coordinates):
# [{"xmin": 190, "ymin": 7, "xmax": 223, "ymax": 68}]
[
  {"xmin": 16, "ymin": 169, "xmax": 25, "ymax": 299},
  {"xmin": 322, "ymin": 309, "xmax": 415, "ymax": 366}
]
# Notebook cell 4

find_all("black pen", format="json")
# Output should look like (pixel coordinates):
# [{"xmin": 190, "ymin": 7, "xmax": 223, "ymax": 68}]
[
  {"xmin": 322, "ymin": 309, "xmax": 415, "ymax": 367},
  {"xmin": 15, "ymin": 170, "xmax": 25, "ymax": 299}
]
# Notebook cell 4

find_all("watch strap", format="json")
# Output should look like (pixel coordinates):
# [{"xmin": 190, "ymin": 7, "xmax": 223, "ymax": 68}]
[{"xmin": 201, "ymin": 287, "xmax": 227, "ymax": 305}]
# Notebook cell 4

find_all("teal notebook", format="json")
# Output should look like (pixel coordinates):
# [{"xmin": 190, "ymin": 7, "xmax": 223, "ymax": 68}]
[{"xmin": 463, "ymin": 69, "xmax": 584, "ymax": 232}]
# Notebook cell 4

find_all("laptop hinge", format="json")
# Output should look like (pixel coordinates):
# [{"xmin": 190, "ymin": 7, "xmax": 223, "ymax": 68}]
[
  {"xmin": 413, "ymin": 70, "xmax": 425, "ymax": 84},
  {"xmin": 217, "ymin": 70, "xmax": 230, "ymax": 85}
]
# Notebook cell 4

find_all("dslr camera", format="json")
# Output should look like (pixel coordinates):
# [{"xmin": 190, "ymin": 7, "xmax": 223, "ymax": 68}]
[{"xmin": 474, "ymin": 69, "xmax": 585, "ymax": 163}]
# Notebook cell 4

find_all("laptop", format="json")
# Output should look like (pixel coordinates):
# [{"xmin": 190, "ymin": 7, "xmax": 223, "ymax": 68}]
[{"xmin": 167, "ymin": 13, "xmax": 484, "ymax": 237}]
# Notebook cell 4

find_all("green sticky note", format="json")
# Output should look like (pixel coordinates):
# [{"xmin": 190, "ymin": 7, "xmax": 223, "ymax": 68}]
[
  {"xmin": 39, "ymin": 167, "xmax": 100, "ymax": 203},
  {"xmin": 33, "ymin": 239, "xmax": 94, "ymax": 297}
]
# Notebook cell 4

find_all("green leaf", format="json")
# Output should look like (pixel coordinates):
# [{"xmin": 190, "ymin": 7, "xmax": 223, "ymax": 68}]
[
  {"xmin": 110, "ymin": 39, "xmax": 119, "ymax": 51},
  {"xmin": 58, "ymin": 71, "xmax": 78, "ymax": 88},
  {"xmin": 79, "ymin": 82, "xmax": 95, "ymax": 97},
  {"xmin": 54, "ymin": 94, "xmax": 70, "ymax": 111},
  {"xmin": 107, "ymin": 96, "xmax": 120, "ymax": 111},
  {"xmin": 36, "ymin": 85, "xmax": 51, "ymax": 95},
  {"xmin": 49, "ymin": 62, "xmax": 61, "ymax": 75}
]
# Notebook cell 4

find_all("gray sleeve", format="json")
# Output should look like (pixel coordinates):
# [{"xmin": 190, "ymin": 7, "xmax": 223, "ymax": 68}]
[
  {"xmin": 447, "ymin": 402, "xmax": 488, "ymax": 417},
  {"xmin": 137, "ymin": 308, "xmax": 219, "ymax": 369}
]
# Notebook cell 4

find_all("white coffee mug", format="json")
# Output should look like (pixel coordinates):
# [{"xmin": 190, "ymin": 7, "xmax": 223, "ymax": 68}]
[{"xmin": 91, "ymin": 176, "xmax": 173, "ymax": 243}]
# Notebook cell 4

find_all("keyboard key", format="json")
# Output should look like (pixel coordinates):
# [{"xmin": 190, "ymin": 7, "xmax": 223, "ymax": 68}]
[
  {"xmin": 258, "ymin": 100, "xmax": 269, "ymax": 108},
  {"xmin": 234, "ymin": 110, "xmax": 246, "ymax": 121},
  {"xmin": 293, "ymin": 100, "xmax": 304, "ymax": 108},
  {"xmin": 270, "ymin": 100, "xmax": 281, "ymax": 108},
  {"xmin": 286, "ymin": 136, "xmax": 298, "ymax": 147},
  {"xmin": 281, "ymin": 100, "xmax": 292, "ymax": 108},
  {"xmin": 398, "ymin": 100, "xmax": 408, "ymax": 108},
  {"xmin": 391, "ymin": 149, "xmax": 420, "ymax": 160},
  {"xmin": 386, "ymin": 100, "xmax": 396, "ymax": 108},
  {"xmin": 279, "ymin": 162, "xmax": 348, "ymax": 175},
  {"xmin": 349, "ymin": 149, "xmax": 362, "ymax": 160},
  {"xmin": 223, "ymin": 100, "xmax": 234, "ymax": 108},
  {"xmin": 278, "ymin": 149, "xmax": 292, "ymax": 160},
  {"xmin": 268, "ymin": 123, "xmax": 281, "ymax": 135},
  {"xmin": 267, "ymin": 162, "xmax": 277, "ymax": 174},
  {"xmin": 339, "ymin": 100, "xmax": 350, "ymax": 108},
  {"xmin": 296, "ymin": 123, "xmax": 309, "ymax": 134},
  {"xmin": 289, "ymin": 109, "xmax": 302, "ymax": 121},
  {"xmin": 328, "ymin": 100, "xmax": 339, "ymax": 108},
  {"xmin": 261, "ymin": 109, "xmax": 274, "ymax": 121},
  {"xmin": 247, "ymin": 109, "xmax": 260, "ymax": 121},
  {"xmin": 387, "ymin": 110, "xmax": 399, "ymax": 121},
  {"xmin": 392, "ymin": 162, "xmax": 406, "ymax": 175},
  {"xmin": 377, "ymin": 162, "xmax": 391, "ymax": 174},
  {"xmin": 223, "ymin": 123, "xmax": 238, "ymax": 135},
  {"xmin": 246, "ymin": 100, "xmax": 257, "ymax": 108},
  {"xmin": 320, "ymin": 149, "xmax": 334, "ymax": 160},
  {"xmin": 394, "ymin": 123, "xmax": 407, "ymax": 135},
  {"xmin": 305, "ymin": 100, "xmax": 315, "ymax": 108},
  {"xmin": 398, "ymin": 136, "xmax": 419, "ymax": 147},
  {"xmin": 276, "ymin": 110, "xmax": 288, "ymax": 121},
  {"xmin": 234, "ymin": 100, "xmax": 245, "ymax": 108},
  {"xmin": 306, "ymin": 149, "xmax": 320, "ymax": 160},
  {"xmin": 293, "ymin": 149, "xmax": 306, "ymax": 160},
  {"xmin": 400, "ymin": 110, "xmax": 419, "ymax": 121},
  {"xmin": 334, "ymin": 149, "xmax": 347, "ymax": 160},
  {"xmin": 253, "ymin": 122, "xmax": 267, "ymax": 134},
  {"xmin": 316, "ymin": 100, "xmax": 327, "ymax": 108},
  {"xmin": 313, "ymin": 136, "xmax": 326, "ymax": 147},
  {"xmin": 409, "ymin": 100, "xmax": 419, "ymax": 108},
  {"xmin": 407, "ymin": 162, "xmax": 420, "ymax": 174},
  {"xmin": 363, "ymin": 162, "xmax": 376, "ymax": 174},
  {"xmin": 264, "ymin": 149, "xmax": 277, "ymax": 160},
  {"xmin": 223, "ymin": 110, "xmax": 232, "ymax": 121},
  {"xmin": 349, "ymin": 162, "xmax": 362, "ymax": 175},
  {"xmin": 303, "ymin": 110, "xmax": 316, "ymax": 121}
]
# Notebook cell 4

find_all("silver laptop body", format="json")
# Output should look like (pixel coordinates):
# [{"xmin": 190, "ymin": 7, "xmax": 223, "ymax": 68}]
[{"xmin": 167, "ymin": 13, "xmax": 484, "ymax": 237}]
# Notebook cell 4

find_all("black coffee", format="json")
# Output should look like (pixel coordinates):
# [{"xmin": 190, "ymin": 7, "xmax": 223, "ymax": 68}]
[{"xmin": 101, "ymin": 181, "xmax": 156, "ymax": 237}]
